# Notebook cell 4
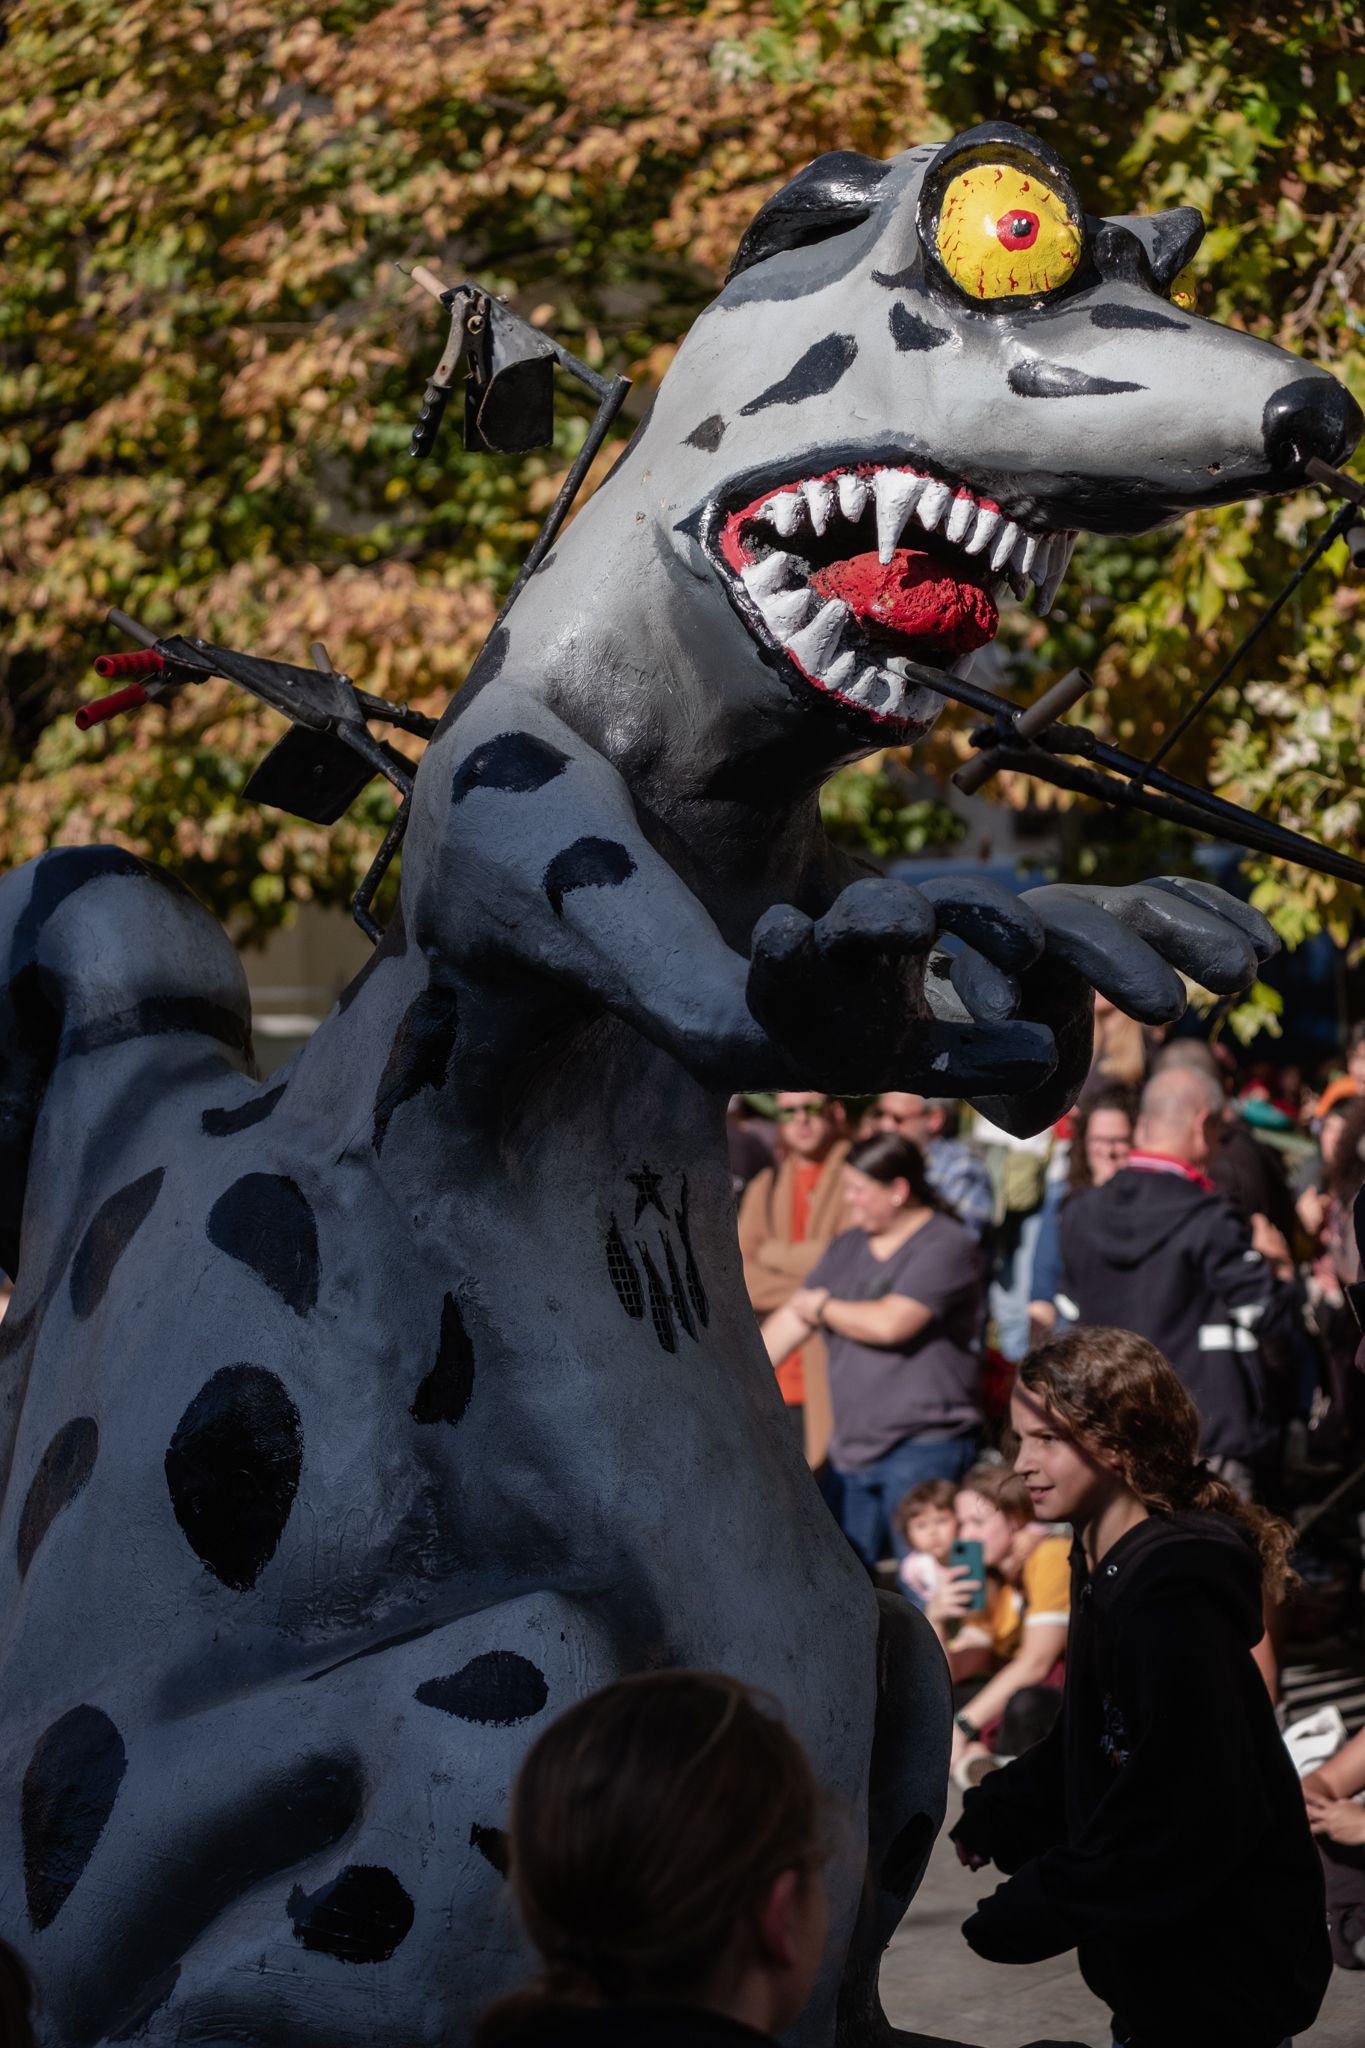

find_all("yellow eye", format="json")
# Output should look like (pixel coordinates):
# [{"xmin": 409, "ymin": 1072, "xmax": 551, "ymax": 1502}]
[
  {"xmin": 1170, "ymin": 266, "xmax": 1198, "ymax": 310},
  {"xmin": 935, "ymin": 162, "xmax": 1082, "ymax": 301}
]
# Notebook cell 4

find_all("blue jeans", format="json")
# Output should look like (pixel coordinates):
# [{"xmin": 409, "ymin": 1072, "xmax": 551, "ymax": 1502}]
[{"xmin": 828, "ymin": 1435, "xmax": 978, "ymax": 1570}]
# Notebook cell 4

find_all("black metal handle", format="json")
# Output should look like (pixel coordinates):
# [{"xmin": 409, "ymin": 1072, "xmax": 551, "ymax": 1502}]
[{"xmin": 410, "ymin": 379, "xmax": 453, "ymax": 459}]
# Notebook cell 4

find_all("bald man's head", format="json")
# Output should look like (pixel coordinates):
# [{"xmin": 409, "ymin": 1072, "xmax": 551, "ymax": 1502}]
[{"xmin": 1135, "ymin": 1066, "xmax": 1225, "ymax": 1168}]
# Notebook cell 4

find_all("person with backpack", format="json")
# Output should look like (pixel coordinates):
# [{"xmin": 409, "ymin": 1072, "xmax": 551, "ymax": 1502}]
[{"xmin": 950, "ymin": 1326, "xmax": 1329, "ymax": 2048}]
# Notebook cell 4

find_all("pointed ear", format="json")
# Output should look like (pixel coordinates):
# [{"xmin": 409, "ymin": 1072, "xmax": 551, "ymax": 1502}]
[
  {"xmin": 1101, "ymin": 207, "xmax": 1205, "ymax": 291},
  {"xmin": 726, "ymin": 153, "xmax": 890, "ymax": 282}
]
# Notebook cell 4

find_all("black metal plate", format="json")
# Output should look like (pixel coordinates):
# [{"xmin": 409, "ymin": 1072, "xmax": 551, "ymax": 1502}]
[{"xmin": 244, "ymin": 727, "xmax": 378, "ymax": 825}]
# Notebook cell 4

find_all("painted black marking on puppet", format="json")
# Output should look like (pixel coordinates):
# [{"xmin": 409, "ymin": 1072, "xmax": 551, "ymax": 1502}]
[
  {"xmin": 889, "ymin": 304, "xmax": 950, "ymax": 352},
  {"xmin": 1008, "ymin": 359, "xmax": 1146, "ymax": 400},
  {"xmin": 882, "ymin": 1811, "xmax": 936, "ymax": 1901},
  {"xmin": 628, "ymin": 1164, "xmax": 667, "ymax": 1223},
  {"xmin": 202, "ymin": 1083, "xmax": 286, "ymax": 1138},
  {"xmin": 287, "ymin": 1865, "xmax": 415, "ymax": 1964},
  {"xmin": 414, "ymin": 1650, "xmax": 549, "ymax": 1726},
  {"xmin": 17, "ymin": 1417, "xmax": 98, "ymax": 1577},
  {"xmin": 107, "ymin": 1964, "xmax": 182, "ymax": 2041},
  {"xmin": 372, "ymin": 987, "xmax": 459, "ymax": 1154},
  {"xmin": 1089, "ymin": 303, "xmax": 1187, "ymax": 334},
  {"xmin": 662, "ymin": 1234, "xmax": 697, "ymax": 1342},
  {"xmin": 306, "ymin": 1617, "xmax": 447, "ymax": 1683},
  {"xmin": 605, "ymin": 1218, "xmax": 645, "ymax": 1319},
  {"xmin": 450, "ymin": 732, "xmax": 570, "ymax": 806},
  {"xmin": 686, "ymin": 414, "xmax": 728, "ymax": 451},
  {"xmin": 22, "ymin": 1704, "xmax": 127, "ymax": 1930},
  {"xmin": 70, "ymin": 1169, "xmax": 164, "ymax": 1320},
  {"xmin": 10, "ymin": 847, "xmax": 179, "ymax": 979},
  {"xmin": 469, "ymin": 1823, "xmax": 510, "ymax": 1878},
  {"xmin": 207, "ymin": 1173, "xmax": 319, "ymax": 1316},
  {"xmin": 740, "ymin": 334, "xmax": 859, "ymax": 415},
  {"xmin": 543, "ymin": 838, "xmax": 637, "ymax": 917},
  {"xmin": 674, "ymin": 1177, "xmax": 709, "ymax": 1329},
  {"xmin": 410, "ymin": 1292, "xmax": 475, "ymax": 1427},
  {"xmin": 871, "ymin": 264, "xmax": 919, "ymax": 291},
  {"xmin": 164, "ymin": 1364, "xmax": 303, "ymax": 1591},
  {"xmin": 637, "ymin": 1240, "xmax": 676, "ymax": 1353},
  {"xmin": 61, "ymin": 996, "xmax": 254, "ymax": 1064}
]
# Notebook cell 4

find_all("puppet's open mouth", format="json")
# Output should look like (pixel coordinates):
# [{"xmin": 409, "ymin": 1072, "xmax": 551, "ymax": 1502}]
[{"xmin": 717, "ymin": 462, "xmax": 1076, "ymax": 726}]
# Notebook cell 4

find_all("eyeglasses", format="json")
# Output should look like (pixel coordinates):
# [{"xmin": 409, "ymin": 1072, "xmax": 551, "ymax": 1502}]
[{"xmin": 775, "ymin": 1102, "xmax": 829, "ymax": 1122}]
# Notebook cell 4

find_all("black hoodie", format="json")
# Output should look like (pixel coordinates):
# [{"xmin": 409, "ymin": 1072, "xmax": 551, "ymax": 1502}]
[
  {"xmin": 1059, "ymin": 1166, "xmax": 1294, "ymax": 1461},
  {"xmin": 475, "ymin": 2004, "xmax": 773, "ymax": 2048},
  {"xmin": 951, "ymin": 1512, "xmax": 1329, "ymax": 2048}
]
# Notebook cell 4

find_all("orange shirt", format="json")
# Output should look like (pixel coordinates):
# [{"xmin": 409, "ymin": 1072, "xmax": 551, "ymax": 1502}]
[{"xmin": 776, "ymin": 1160, "xmax": 823, "ymax": 1405}]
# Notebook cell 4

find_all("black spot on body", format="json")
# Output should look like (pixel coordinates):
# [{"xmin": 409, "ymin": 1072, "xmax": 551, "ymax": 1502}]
[
  {"xmin": 11, "ymin": 847, "xmax": 179, "ymax": 977},
  {"xmin": 411, "ymin": 1292, "xmax": 475, "ymax": 1426},
  {"xmin": 871, "ymin": 263, "xmax": 920, "ymax": 290},
  {"xmin": 889, "ymin": 303, "xmax": 950, "ymax": 351},
  {"xmin": 740, "ymin": 333, "xmax": 859, "ymax": 415},
  {"xmin": 107, "ymin": 1965, "xmax": 181, "ymax": 2040},
  {"xmin": 70, "ymin": 1169, "xmax": 164, "ymax": 1320},
  {"xmin": 60, "ymin": 996, "xmax": 253, "ymax": 1065},
  {"xmin": 18, "ymin": 1417, "xmax": 98, "ymax": 1577},
  {"xmin": 1007, "ymin": 359, "xmax": 1146, "ymax": 399},
  {"xmin": 606, "ymin": 1218, "xmax": 644, "ymax": 1319},
  {"xmin": 201, "ymin": 1083, "xmax": 286, "ymax": 1138},
  {"xmin": 450, "ymin": 731, "xmax": 570, "ymax": 806},
  {"xmin": 543, "ymin": 838, "xmax": 636, "ymax": 917},
  {"xmin": 22, "ymin": 1704, "xmax": 127, "ymax": 1930},
  {"xmin": 287, "ymin": 1864, "xmax": 414, "ymax": 1964},
  {"xmin": 372, "ymin": 986, "xmax": 459, "ymax": 1153},
  {"xmin": 674, "ymin": 1178, "xmax": 709, "ymax": 1328},
  {"xmin": 415, "ymin": 1650, "xmax": 549, "ymax": 1725},
  {"xmin": 685, "ymin": 413, "xmax": 728, "ymax": 451},
  {"xmin": 469, "ymin": 1823, "xmax": 510, "ymax": 1878},
  {"xmin": 534, "ymin": 548, "xmax": 556, "ymax": 575},
  {"xmin": 1089, "ymin": 302, "xmax": 1188, "ymax": 333},
  {"xmin": 882, "ymin": 1812, "xmax": 936, "ymax": 1900},
  {"xmin": 165, "ymin": 1364, "xmax": 302, "ymax": 1591},
  {"xmin": 206, "ymin": 1173, "xmax": 318, "ymax": 1316},
  {"xmin": 663, "ymin": 1234, "xmax": 696, "ymax": 1341},
  {"xmin": 638, "ymin": 1240, "xmax": 676, "ymax": 1353}
]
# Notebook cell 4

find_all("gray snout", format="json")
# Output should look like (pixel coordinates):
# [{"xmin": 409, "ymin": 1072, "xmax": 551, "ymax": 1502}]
[{"xmin": 1263, "ymin": 375, "xmax": 1363, "ymax": 477}]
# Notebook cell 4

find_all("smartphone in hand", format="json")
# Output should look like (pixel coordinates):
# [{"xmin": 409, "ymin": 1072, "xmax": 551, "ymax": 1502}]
[{"xmin": 947, "ymin": 1538, "xmax": 987, "ymax": 1612}]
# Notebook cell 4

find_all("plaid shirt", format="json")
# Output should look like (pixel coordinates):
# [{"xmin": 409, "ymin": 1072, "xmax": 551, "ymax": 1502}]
[{"xmin": 926, "ymin": 1137, "xmax": 994, "ymax": 1241}]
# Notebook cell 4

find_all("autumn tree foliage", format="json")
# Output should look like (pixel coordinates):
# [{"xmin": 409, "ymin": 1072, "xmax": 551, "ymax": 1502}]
[{"xmin": 2, "ymin": 1, "xmax": 1363, "ymax": 955}]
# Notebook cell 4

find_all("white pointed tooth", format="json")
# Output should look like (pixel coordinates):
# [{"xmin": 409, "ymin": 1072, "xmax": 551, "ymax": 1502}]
[
  {"xmin": 882, "ymin": 673, "xmax": 909, "ymax": 718},
  {"xmin": 1014, "ymin": 531, "xmax": 1041, "ymax": 578},
  {"xmin": 874, "ymin": 470, "xmax": 925, "ymax": 563},
  {"xmin": 946, "ymin": 492, "xmax": 975, "ymax": 545},
  {"xmin": 765, "ymin": 490, "xmax": 806, "ymax": 537},
  {"xmin": 847, "ymin": 666, "xmax": 886, "ymax": 706},
  {"xmin": 1006, "ymin": 564, "xmax": 1028, "ymax": 601},
  {"xmin": 916, "ymin": 478, "xmax": 951, "ymax": 533},
  {"xmin": 1035, "ymin": 536, "xmax": 1070, "ymax": 615},
  {"xmin": 965, "ymin": 505, "xmax": 1000, "ymax": 557},
  {"xmin": 825, "ymin": 648, "xmax": 860, "ymax": 691},
  {"xmin": 836, "ymin": 471, "xmax": 871, "ymax": 522},
  {"xmin": 1036, "ymin": 564, "xmax": 1066, "ymax": 616},
  {"xmin": 786, "ymin": 599, "xmax": 850, "ymax": 675},
  {"xmin": 741, "ymin": 551, "xmax": 801, "ymax": 601},
  {"xmin": 801, "ymin": 478, "xmax": 835, "ymax": 535},
  {"xmin": 757, "ymin": 585, "xmax": 818, "ymax": 636},
  {"xmin": 990, "ymin": 517, "xmax": 1021, "ymax": 572}
]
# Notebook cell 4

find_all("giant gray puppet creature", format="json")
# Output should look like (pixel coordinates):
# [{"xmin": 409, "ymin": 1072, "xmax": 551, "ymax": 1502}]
[{"xmin": 0, "ymin": 123, "xmax": 1358, "ymax": 2048}]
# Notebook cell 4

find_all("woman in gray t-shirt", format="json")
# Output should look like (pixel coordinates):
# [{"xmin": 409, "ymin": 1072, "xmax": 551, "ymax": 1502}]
[{"xmin": 762, "ymin": 1133, "xmax": 984, "ymax": 1570}]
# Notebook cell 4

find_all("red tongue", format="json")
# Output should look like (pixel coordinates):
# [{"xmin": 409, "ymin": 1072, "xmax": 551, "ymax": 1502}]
[{"xmin": 810, "ymin": 547, "xmax": 998, "ymax": 656}]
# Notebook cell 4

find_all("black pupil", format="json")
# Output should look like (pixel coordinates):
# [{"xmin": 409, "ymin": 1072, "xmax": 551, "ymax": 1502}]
[{"xmin": 1008, "ymin": 216, "xmax": 1031, "ymax": 238}]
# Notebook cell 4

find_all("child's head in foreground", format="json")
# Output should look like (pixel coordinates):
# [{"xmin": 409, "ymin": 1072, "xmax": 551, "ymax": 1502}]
[
  {"xmin": 892, "ymin": 1477, "xmax": 957, "ymax": 1562},
  {"xmin": 477, "ymin": 1670, "xmax": 828, "ymax": 2042},
  {"xmin": 1010, "ymin": 1325, "xmax": 1293, "ymax": 1595}
]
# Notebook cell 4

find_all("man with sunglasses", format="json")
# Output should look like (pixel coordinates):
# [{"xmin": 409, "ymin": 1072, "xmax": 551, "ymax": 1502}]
[{"xmin": 738, "ymin": 1094, "xmax": 851, "ymax": 1464}]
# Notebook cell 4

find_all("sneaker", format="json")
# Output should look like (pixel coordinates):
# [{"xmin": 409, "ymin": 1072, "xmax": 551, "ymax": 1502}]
[{"xmin": 954, "ymin": 1751, "xmax": 1009, "ymax": 1791}]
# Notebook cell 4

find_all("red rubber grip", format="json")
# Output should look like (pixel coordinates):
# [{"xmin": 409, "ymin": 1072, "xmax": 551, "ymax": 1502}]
[
  {"xmin": 93, "ymin": 649, "xmax": 165, "ymax": 679},
  {"xmin": 75, "ymin": 683, "xmax": 150, "ymax": 730}
]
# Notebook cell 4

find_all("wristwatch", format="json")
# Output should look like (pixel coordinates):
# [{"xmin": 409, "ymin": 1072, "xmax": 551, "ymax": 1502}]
[{"xmin": 954, "ymin": 1710, "xmax": 979, "ymax": 1740}]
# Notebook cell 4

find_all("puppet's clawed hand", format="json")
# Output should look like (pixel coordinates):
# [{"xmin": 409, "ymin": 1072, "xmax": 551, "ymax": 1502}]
[{"xmin": 746, "ymin": 874, "xmax": 1056, "ymax": 1096}]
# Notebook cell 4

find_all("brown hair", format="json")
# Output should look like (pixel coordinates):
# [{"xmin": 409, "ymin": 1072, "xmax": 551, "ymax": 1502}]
[
  {"xmin": 1068, "ymin": 1084, "xmax": 1139, "ymax": 1194},
  {"xmin": 845, "ymin": 1133, "xmax": 942, "ymax": 1213},
  {"xmin": 958, "ymin": 1461, "xmax": 1033, "ymax": 1527},
  {"xmin": 1326, "ymin": 1093, "xmax": 1365, "ymax": 1206},
  {"xmin": 476, "ymin": 1672, "xmax": 824, "ymax": 2040},
  {"xmin": 892, "ymin": 1476, "xmax": 957, "ymax": 1541},
  {"xmin": 1017, "ymin": 1328, "xmax": 1296, "ymax": 1597}
]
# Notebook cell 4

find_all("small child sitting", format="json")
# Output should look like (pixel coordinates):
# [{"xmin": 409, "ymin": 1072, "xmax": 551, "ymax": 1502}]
[{"xmin": 893, "ymin": 1478, "xmax": 958, "ymax": 1610}]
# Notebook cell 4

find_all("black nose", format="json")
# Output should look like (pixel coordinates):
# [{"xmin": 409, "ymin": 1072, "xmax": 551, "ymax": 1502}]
[{"xmin": 1263, "ymin": 375, "xmax": 1364, "ymax": 475}]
